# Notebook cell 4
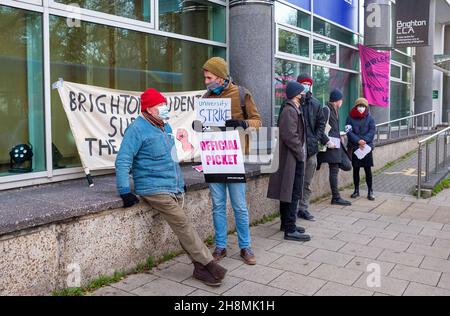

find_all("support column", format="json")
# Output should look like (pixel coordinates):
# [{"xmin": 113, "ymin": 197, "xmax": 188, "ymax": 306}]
[
  {"xmin": 444, "ymin": 25, "xmax": 450, "ymax": 123},
  {"xmin": 229, "ymin": 0, "xmax": 274, "ymax": 127},
  {"xmin": 414, "ymin": 0, "xmax": 436, "ymax": 115},
  {"xmin": 363, "ymin": 0, "xmax": 394, "ymax": 124}
]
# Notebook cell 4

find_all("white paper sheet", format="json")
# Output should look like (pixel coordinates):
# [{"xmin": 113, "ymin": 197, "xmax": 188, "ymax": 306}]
[
  {"xmin": 354, "ymin": 145, "xmax": 372, "ymax": 160},
  {"xmin": 329, "ymin": 137, "xmax": 341, "ymax": 149}
]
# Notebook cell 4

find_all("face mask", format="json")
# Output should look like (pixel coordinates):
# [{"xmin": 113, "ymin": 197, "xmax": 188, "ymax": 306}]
[
  {"xmin": 357, "ymin": 106, "xmax": 366, "ymax": 114},
  {"xmin": 207, "ymin": 79, "xmax": 229, "ymax": 95},
  {"xmin": 302, "ymin": 84, "xmax": 310, "ymax": 94},
  {"xmin": 157, "ymin": 105, "xmax": 170, "ymax": 120}
]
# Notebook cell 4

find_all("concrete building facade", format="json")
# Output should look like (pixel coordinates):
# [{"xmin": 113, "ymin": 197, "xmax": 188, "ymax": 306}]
[{"xmin": 1, "ymin": 0, "xmax": 450, "ymax": 190}]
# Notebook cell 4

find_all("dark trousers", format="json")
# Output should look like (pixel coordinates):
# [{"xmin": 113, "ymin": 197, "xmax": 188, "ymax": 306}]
[
  {"xmin": 280, "ymin": 161, "xmax": 305, "ymax": 233},
  {"xmin": 329, "ymin": 163, "xmax": 341, "ymax": 199},
  {"xmin": 353, "ymin": 167, "xmax": 373, "ymax": 190}
]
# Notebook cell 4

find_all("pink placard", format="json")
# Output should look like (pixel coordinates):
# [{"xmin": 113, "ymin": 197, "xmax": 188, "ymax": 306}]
[{"xmin": 358, "ymin": 44, "xmax": 391, "ymax": 107}]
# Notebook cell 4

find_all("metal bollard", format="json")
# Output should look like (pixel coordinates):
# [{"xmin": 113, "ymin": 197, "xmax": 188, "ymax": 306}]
[{"xmin": 418, "ymin": 145, "xmax": 423, "ymax": 199}]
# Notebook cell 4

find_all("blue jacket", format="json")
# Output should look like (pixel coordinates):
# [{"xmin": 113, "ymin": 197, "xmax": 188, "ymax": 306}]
[
  {"xmin": 346, "ymin": 109, "xmax": 376, "ymax": 151},
  {"xmin": 115, "ymin": 116, "xmax": 185, "ymax": 196}
]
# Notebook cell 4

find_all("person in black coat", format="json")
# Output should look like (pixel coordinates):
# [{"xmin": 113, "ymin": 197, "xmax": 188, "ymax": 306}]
[
  {"xmin": 346, "ymin": 97, "xmax": 376, "ymax": 201},
  {"xmin": 317, "ymin": 89, "xmax": 352, "ymax": 206},
  {"xmin": 278, "ymin": 74, "xmax": 328, "ymax": 221},
  {"xmin": 268, "ymin": 81, "xmax": 311, "ymax": 242}
]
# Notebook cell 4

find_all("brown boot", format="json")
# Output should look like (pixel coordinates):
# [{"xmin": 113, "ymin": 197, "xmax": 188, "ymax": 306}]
[
  {"xmin": 212, "ymin": 247, "xmax": 227, "ymax": 261},
  {"xmin": 193, "ymin": 262, "xmax": 222, "ymax": 287},
  {"xmin": 240, "ymin": 248, "xmax": 256, "ymax": 265},
  {"xmin": 205, "ymin": 261, "xmax": 227, "ymax": 281}
]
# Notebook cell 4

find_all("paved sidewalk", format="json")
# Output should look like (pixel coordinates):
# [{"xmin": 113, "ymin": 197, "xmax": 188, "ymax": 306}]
[{"xmin": 93, "ymin": 188, "xmax": 450, "ymax": 297}]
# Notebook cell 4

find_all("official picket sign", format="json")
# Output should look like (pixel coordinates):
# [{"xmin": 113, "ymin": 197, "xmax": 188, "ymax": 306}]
[
  {"xmin": 195, "ymin": 98, "xmax": 231, "ymax": 127},
  {"xmin": 55, "ymin": 80, "xmax": 205, "ymax": 173},
  {"xmin": 200, "ymin": 131, "xmax": 246, "ymax": 183}
]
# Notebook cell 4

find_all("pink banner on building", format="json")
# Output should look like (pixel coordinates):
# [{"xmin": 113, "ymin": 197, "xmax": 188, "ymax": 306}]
[{"xmin": 358, "ymin": 44, "xmax": 391, "ymax": 107}]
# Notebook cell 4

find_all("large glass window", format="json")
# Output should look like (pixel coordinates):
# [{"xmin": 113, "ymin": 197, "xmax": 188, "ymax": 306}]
[
  {"xmin": 339, "ymin": 45, "xmax": 359, "ymax": 71},
  {"xmin": 159, "ymin": 0, "xmax": 226, "ymax": 43},
  {"xmin": 55, "ymin": 0, "xmax": 151, "ymax": 22},
  {"xmin": 313, "ymin": 65, "xmax": 359, "ymax": 130},
  {"xmin": 313, "ymin": 40, "xmax": 337, "ymax": 64},
  {"xmin": 275, "ymin": 1, "xmax": 311, "ymax": 31},
  {"xmin": 392, "ymin": 50, "xmax": 412, "ymax": 67},
  {"xmin": 391, "ymin": 64, "xmax": 401, "ymax": 79},
  {"xmin": 50, "ymin": 15, "xmax": 225, "ymax": 169},
  {"xmin": 402, "ymin": 67, "xmax": 411, "ymax": 83},
  {"xmin": 0, "ymin": 6, "xmax": 45, "ymax": 177},
  {"xmin": 278, "ymin": 28, "xmax": 309, "ymax": 58},
  {"xmin": 390, "ymin": 82, "xmax": 411, "ymax": 120},
  {"xmin": 274, "ymin": 58, "xmax": 311, "ymax": 123},
  {"xmin": 313, "ymin": 17, "xmax": 358, "ymax": 46}
]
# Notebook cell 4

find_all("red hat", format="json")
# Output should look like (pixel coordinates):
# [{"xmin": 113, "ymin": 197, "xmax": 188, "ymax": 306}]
[
  {"xmin": 140, "ymin": 88, "xmax": 167, "ymax": 112},
  {"xmin": 297, "ymin": 73, "xmax": 314, "ymax": 86}
]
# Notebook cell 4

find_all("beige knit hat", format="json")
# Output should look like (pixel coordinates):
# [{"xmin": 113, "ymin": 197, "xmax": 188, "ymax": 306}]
[
  {"xmin": 202, "ymin": 57, "xmax": 229, "ymax": 79},
  {"xmin": 355, "ymin": 97, "xmax": 369, "ymax": 107}
]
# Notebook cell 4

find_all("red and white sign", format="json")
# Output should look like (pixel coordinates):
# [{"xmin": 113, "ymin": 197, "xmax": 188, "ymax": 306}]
[{"xmin": 200, "ymin": 131, "xmax": 246, "ymax": 183}]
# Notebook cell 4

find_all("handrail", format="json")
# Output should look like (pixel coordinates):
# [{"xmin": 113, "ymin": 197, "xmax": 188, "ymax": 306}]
[
  {"xmin": 417, "ymin": 126, "xmax": 450, "ymax": 198},
  {"xmin": 376, "ymin": 110, "xmax": 436, "ymax": 127},
  {"xmin": 375, "ymin": 110, "xmax": 436, "ymax": 143},
  {"xmin": 418, "ymin": 126, "xmax": 450, "ymax": 145}
]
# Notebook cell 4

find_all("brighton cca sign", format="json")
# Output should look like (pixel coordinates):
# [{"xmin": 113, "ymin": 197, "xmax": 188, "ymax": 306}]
[{"xmin": 395, "ymin": 0, "xmax": 431, "ymax": 47}]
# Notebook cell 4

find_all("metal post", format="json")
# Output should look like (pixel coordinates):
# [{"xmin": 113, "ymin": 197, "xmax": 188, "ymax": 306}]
[
  {"xmin": 444, "ymin": 132, "xmax": 448, "ymax": 167},
  {"xmin": 435, "ymin": 136, "xmax": 440, "ymax": 173},
  {"xmin": 426, "ymin": 142, "xmax": 430, "ymax": 182},
  {"xmin": 377, "ymin": 128, "xmax": 380, "ymax": 142},
  {"xmin": 418, "ymin": 144, "xmax": 423, "ymax": 199},
  {"xmin": 407, "ymin": 118, "xmax": 410, "ymax": 137},
  {"xmin": 398, "ymin": 120, "xmax": 401, "ymax": 138},
  {"xmin": 415, "ymin": 116, "xmax": 418, "ymax": 134},
  {"xmin": 422, "ymin": 115, "xmax": 426, "ymax": 134},
  {"xmin": 388, "ymin": 124, "xmax": 392, "ymax": 140}
]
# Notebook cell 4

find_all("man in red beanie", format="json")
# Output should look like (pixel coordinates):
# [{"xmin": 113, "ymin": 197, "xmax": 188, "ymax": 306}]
[
  {"xmin": 115, "ymin": 88, "xmax": 227, "ymax": 287},
  {"xmin": 294, "ymin": 73, "xmax": 328, "ymax": 222}
]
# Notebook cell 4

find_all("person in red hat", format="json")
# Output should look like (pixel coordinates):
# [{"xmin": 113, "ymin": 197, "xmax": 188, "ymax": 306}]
[{"xmin": 115, "ymin": 88, "xmax": 227, "ymax": 287}]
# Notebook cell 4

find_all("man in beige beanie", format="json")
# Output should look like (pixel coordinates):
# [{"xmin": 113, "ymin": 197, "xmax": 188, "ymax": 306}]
[{"xmin": 200, "ymin": 57, "xmax": 262, "ymax": 265}]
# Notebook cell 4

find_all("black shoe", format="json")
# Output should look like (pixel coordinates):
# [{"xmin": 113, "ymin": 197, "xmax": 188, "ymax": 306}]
[
  {"xmin": 368, "ymin": 190, "xmax": 375, "ymax": 201},
  {"xmin": 297, "ymin": 210, "xmax": 316, "ymax": 221},
  {"xmin": 351, "ymin": 189, "xmax": 360, "ymax": 199},
  {"xmin": 284, "ymin": 230, "xmax": 312, "ymax": 242},
  {"xmin": 280, "ymin": 225, "xmax": 306, "ymax": 234},
  {"xmin": 331, "ymin": 198, "xmax": 352, "ymax": 206}
]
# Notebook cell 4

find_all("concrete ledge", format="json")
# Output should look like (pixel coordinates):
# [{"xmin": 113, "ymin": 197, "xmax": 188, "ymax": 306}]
[
  {"xmin": 0, "ymin": 134, "xmax": 426, "ymax": 295},
  {"xmin": 0, "ymin": 172, "xmax": 277, "ymax": 295},
  {"xmin": 0, "ymin": 165, "xmax": 262, "ymax": 237}
]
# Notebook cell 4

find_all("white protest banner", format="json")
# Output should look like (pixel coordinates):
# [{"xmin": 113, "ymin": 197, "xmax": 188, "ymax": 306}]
[
  {"xmin": 200, "ymin": 131, "xmax": 246, "ymax": 183},
  {"xmin": 54, "ymin": 80, "xmax": 205, "ymax": 176},
  {"xmin": 195, "ymin": 98, "xmax": 231, "ymax": 127}
]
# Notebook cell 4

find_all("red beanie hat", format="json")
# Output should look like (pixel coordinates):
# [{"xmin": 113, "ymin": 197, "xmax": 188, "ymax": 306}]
[
  {"xmin": 140, "ymin": 88, "xmax": 167, "ymax": 112},
  {"xmin": 297, "ymin": 73, "xmax": 314, "ymax": 86}
]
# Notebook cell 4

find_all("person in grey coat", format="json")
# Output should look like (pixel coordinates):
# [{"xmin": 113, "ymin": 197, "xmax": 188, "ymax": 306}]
[
  {"xmin": 317, "ymin": 89, "xmax": 352, "ymax": 206},
  {"xmin": 267, "ymin": 82, "xmax": 311, "ymax": 242}
]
